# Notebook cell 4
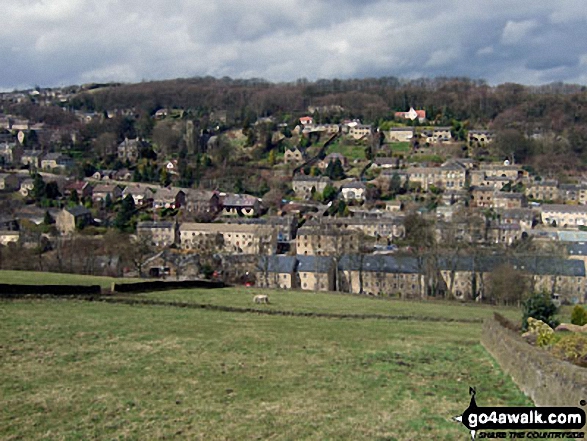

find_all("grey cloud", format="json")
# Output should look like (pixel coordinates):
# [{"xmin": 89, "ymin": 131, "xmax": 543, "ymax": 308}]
[{"xmin": 0, "ymin": 0, "xmax": 585, "ymax": 89}]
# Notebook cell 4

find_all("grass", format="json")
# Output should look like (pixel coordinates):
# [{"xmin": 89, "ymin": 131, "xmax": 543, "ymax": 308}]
[
  {"xmin": 326, "ymin": 140, "xmax": 367, "ymax": 162},
  {"xmin": 0, "ymin": 299, "xmax": 531, "ymax": 440},
  {"xmin": 0, "ymin": 270, "xmax": 140, "ymax": 290},
  {"xmin": 389, "ymin": 142, "xmax": 411, "ymax": 153},
  {"xmin": 127, "ymin": 286, "xmax": 523, "ymax": 323}
]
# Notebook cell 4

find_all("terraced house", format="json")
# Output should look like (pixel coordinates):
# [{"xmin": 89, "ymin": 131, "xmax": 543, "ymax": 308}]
[
  {"xmin": 179, "ymin": 222, "xmax": 276, "ymax": 255},
  {"xmin": 338, "ymin": 255, "xmax": 424, "ymax": 298},
  {"xmin": 406, "ymin": 162, "xmax": 466, "ymax": 191},
  {"xmin": 541, "ymin": 204, "xmax": 587, "ymax": 228}
]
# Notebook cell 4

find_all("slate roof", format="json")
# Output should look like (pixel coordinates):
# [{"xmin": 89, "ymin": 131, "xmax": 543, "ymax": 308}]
[
  {"xmin": 296, "ymin": 255, "xmax": 335, "ymax": 273},
  {"xmin": 257, "ymin": 255, "xmax": 298, "ymax": 273},
  {"xmin": 338, "ymin": 255, "xmax": 420, "ymax": 274},
  {"xmin": 66, "ymin": 205, "xmax": 91, "ymax": 217}
]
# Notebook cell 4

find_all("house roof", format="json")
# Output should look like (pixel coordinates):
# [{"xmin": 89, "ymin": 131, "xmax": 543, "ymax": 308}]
[
  {"xmin": 541, "ymin": 204, "xmax": 587, "ymax": 214},
  {"xmin": 436, "ymin": 255, "xmax": 585, "ymax": 277},
  {"xmin": 342, "ymin": 181, "xmax": 366, "ymax": 190},
  {"xmin": 296, "ymin": 255, "xmax": 335, "ymax": 273},
  {"xmin": 567, "ymin": 242, "xmax": 587, "ymax": 256},
  {"xmin": 222, "ymin": 194, "xmax": 258, "ymax": 207},
  {"xmin": 93, "ymin": 184, "xmax": 121, "ymax": 193},
  {"xmin": 293, "ymin": 175, "xmax": 331, "ymax": 183},
  {"xmin": 137, "ymin": 221, "xmax": 175, "ymax": 229},
  {"xmin": 338, "ymin": 255, "xmax": 420, "ymax": 274},
  {"xmin": 66, "ymin": 205, "xmax": 91, "ymax": 217},
  {"xmin": 257, "ymin": 255, "xmax": 298, "ymax": 274}
]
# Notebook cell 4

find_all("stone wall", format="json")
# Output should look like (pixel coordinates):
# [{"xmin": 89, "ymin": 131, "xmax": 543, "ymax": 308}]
[{"xmin": 481, "ymin": 315, "xmax": 587, "ymax": 408}]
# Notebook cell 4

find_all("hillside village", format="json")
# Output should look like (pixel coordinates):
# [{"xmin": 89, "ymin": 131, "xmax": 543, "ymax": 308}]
[{"xmin": 2, "ymin": 82, "xmax": 587, "ymax": 305}]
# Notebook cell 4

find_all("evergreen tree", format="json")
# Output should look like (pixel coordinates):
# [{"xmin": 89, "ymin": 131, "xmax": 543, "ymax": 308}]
[
  {"xmin": 114, "ymin": 194, "xmax": 136, "ymax": 232},
  {"xmin": 69, "ymin": 190, "xmax": 80, "ymax": 205},
  {"xmin": 326, "ymin": 159, "xmax": 346, "ymax": 180},
  {"xmin": 31, "ymin": 173, "xmax": 46, "ymax": 201},
  {"xmin": 104, "ymin": 193, "xmax": 113, "ymax": 210},
  {"xmin": 388, "ymin": 172, "xmax": 402, "ymax": 197}
]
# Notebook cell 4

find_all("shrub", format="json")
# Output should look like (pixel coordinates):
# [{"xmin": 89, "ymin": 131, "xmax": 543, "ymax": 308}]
[
  {"xmin": 526, "ymin": 317, "xmax": 555, "ymax": 347},
  {"xmin": 571, "ymin": 305, "xmax": 587, "ymax": 326},
  {"xmin": 522, "ymin": 292, "xmax": 559, "ymax": 331},
  {"xmin": 551, "ymin": 333, "xmax": 587, "ymax": 366}
]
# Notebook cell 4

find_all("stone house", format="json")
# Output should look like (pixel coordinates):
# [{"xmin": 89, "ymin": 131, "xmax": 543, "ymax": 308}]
[
  {"xmin": 340, "ymin": 181, "xmax": 367, "ymax": 202},
  {"xmin": 40, "ymin": 153, "xmax": 74, "ymax": 170},
  {"xmin": 469, "ymin": 186, "xmax": 494, "ymax": 208},
  {"xmin": 525, "ymin": 180, "xmax": 559, "ymax": 202},
  {"xmin": 20, "ymin": 150, "xmax": 43, "ymax": 168},
  {"xmin": 55, "ymin": 206, "xmax": 92, "ymax": 234},
  {"xmin": 492, "ymin": 192, "xmax": 527, "ymax": 209},
  {"xmin": 117, "ymin": 138, "xmax": 141, "ymax": 162},
  {"xmin": 0, "ymin": 173, "xmax": 19, "ymax": 191},
  {"xmin": 296, "ymin": 226, "xmax": 360, "ymax": 256},
  {"xmin": 432, "ymin": 127, "xmax": 452, "ymax": 142},
  {"xmin": 221, "ymin": 194, "xmax": 260, "ymax": 217},
  {"xmin": 284, "ymin": 147, "xmax": 306, "ymax": 164},
  {"xmin": 122, "ymin": 184, "xmax": 156, "ymax": 206},
  {"xmin": 179, "ymin": 222, "xmax": 276, "ymax": 255},
  {"xmin": 386, "ymin": 127, "xmax": 414, "ymax": 143},
  {"xmin": 338, "ymin": 255, "xmax": 423, "ymax": 298},
  {"xmin": 19, "ymin": 178, "xmax": 35, "ymax": 197},
  {"xmin": 407, "ymin": 163, "xmax": 466, "ymax": 191},
  {"xmin": 92, "ymin": 184, "xmax": 123, "ymax": 203},
  {"xmin": 183, "ymin": 189, "xmax": 221, "ymax": 217},
  {"xmin": 348, "ymin": 124, "xmax": 372, "ymax": 140},
  {"xmin": 136, "ymin": 221, "xmax": 178, "ymax": 247},
  {"xmin": 153, "ymin": 187, "xmax": 186, "ymax": 209},
  {"xmin": 63, "ymin": 181, "xmax": 93, "ymax": 200},
  {"xmin": 541, "ymin": 204, "xmax": 587, "ymax": 228},
  {"xmin": 296, "ymin": 255, "xmax": 336, "ymax": 291},
  {"xmin": 292, "ymin": 175, "xmax": 332, "ymax": 200},
  {"xmin": 468, "ymin": 130, "xmax": 494, "ymax": 144},
  {"xmin": 0, "ymin": 230, "xmax": 19, "ymax": 246},
  {"xmin": 256, "ymin": 255, "xmax": 298, "ymax": 289}
]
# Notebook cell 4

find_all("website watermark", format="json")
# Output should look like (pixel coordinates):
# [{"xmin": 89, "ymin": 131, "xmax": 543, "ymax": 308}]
[{"xmin": 453, "ymin": 388, "xmax": 586, "ymax": 440}]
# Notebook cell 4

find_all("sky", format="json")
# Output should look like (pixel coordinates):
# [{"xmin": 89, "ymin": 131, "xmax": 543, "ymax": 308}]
[{"xmin": 1, "ymin": 0, "xmax": 586, "ymax": 90}]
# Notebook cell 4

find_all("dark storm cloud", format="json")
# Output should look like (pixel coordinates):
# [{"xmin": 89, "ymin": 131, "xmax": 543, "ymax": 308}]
[{"xmin": 0, "ymin": 0, "xmax": 586, "ymax": 89}]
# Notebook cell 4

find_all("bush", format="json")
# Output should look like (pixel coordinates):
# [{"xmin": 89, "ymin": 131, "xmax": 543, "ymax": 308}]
[
  {"xmin": 571, "ymin": 305, "xmax": 587, "ymax": 326},
  {"xmin": 551, "ymin": 333, "xmax": 587, "ymax": 366},
  {"xmin": 522, "ymin": 292, "xmax": 559, "ymax": 331}
]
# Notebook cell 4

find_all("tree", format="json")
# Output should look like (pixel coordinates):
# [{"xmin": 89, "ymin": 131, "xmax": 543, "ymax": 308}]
[
  {"xmin": 571, "ymin": 305, "xmax": 587, "ymax": 326},
  {"xmin": 69, "ymin": 190, "xmax": 80, "ymax": 205},
  {"xmin": 326, "ymin": 159, "xmax": 345, "ymax": 180},
  {"xmin": 45, "ymin": 182, "xmax": 60, "ymax": 200},
  {"xmin": 31, "ymin": 173, "xmax": 46, "ymax": 201},
  {"xmin": 114, "ymin": 194, "xmax": 136, "ymax": 232},
  {"xmin": 160, "ymin": 168, "xmax": 171, "ymax": 187},
  {"xmin": 488, "ymin": 264, "xmax": 528, "ymax": 306},
  {"xmin": 522, "ymin": 291, "xmax": 559, "ymax": 330},
  {"xmin": 322, "ymin": 184, "xmax": 337, "ymax": 203},
  {"xmin": 388, "ymin": 172, "xmax": 402, "ymax": 198}
]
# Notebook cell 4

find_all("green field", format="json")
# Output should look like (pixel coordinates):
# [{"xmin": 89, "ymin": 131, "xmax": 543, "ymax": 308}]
[
  {"xmin": 0, "ymin": 298, "xmax": 532, "ymax": 440},
  {"xmin": 0, "ymin": 270, "xmax": 143, "ymax": 290},
  {"xmin": 326, "ymin": 140, "xmax": 367, "ymax": 161},
  {"xmin": 0, "ymin": 272, "xmax": 541, "ymax": 440},
  {"xmin": 128, "ymin": 287, "xmax": 522, "ymax": 323},
  {"xmin": 389, "ymin": 142, "xmax": 411, "ymax": 153}
]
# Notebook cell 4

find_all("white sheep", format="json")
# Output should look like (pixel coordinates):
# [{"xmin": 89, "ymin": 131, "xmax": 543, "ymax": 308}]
[{"xmin": 253, "ymin": 294, "xmax": 269, "ymax": 304}]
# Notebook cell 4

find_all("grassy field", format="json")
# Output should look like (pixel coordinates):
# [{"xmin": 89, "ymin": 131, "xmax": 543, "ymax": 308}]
[
  {"xmin": 326, "ymin": 140, "xmax": 367, "ymax": 161},
  {"xmin": 389, "ymin": 142, "xmax": 411, "ymax": 153},
  {"xmin": 0, "ymin": 270, "xmax": 141, "ymax": 290},
  {"xmin": 0, "ymin": 299, "xmax": 531, "ymax": 440},
  {"xmin": 128, "ymin": 286, "xmax": 523, "ymax": 323}
]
